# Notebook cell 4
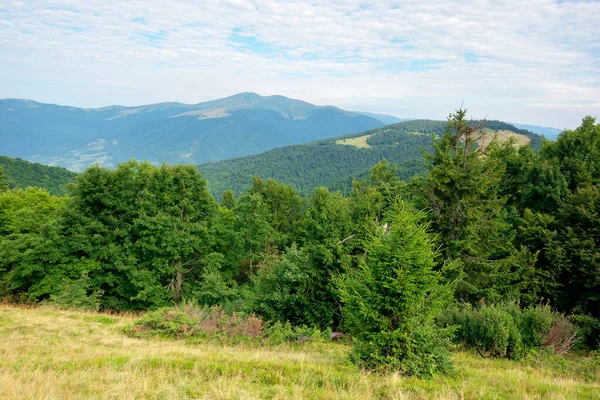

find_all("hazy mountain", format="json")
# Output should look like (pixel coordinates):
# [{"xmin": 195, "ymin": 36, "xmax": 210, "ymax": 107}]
[
  {"xmin": 353, "ymin": 112, "xmax": 411, "ymax": 125},
  {"xmin": 199, "ymin": 119, "xmax": 544, "ymax": 197},
  {"xmin": 510, "ymin": 122, "xmax": 562, "ymax": 140},
  {"xmin": 0, "ymin": 93, "xmax": 384, "ymax": 171}
]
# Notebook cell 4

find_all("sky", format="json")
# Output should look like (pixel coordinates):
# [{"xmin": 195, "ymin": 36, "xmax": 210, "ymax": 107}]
[{"xmin": 0, "ymin": 0, "xmax": 599, "ymax": 128}]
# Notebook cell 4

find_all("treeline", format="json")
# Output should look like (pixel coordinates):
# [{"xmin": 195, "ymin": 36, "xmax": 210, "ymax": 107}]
[
  {"xmin": 1, "ymin": 111, "xmax": 598, "ymax": 375},
  {"xmin": 0, "ymin": 155, "xmax": 77, "ymax": 196}
]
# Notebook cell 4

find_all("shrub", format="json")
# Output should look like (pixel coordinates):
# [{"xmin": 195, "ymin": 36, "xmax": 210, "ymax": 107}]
[
  {"xmin": 571, "ymin": 314, "xmax": 600, "ymax": 350},
  {"xmin": 474, "ymin": 306, "xmax": 522, "ymax": 358},
  {"xmin": 48, "ymin": 272, "xmax": 103, "ymax": 311},
  {"xmin": 336, "ymin": 202, "xmax": 454, "ymax": 376},
  {"xmin": 129, "ymin": 302, "xmax": 263, "ymax": 340},
  {"xmin": 519, "ymin": 305, "xmax": 554, "ymax": 348},
  {"xmin": 262, "ymin": 321, "xmax": 332, "ymax": 345},
  {"xmin": 543, "ymin": 314, "xmax": 578, "ymax": 355},
  {"xmin": 349, "ymin": 316, "xmax": 454, "ymax": 376},
  {"xmin": 439, "ymin": 303, "xmax": 579, "ymax": 358},
  {"xmin": 131, "ymin": 308, "xmax": 195, "ymax": 338}
]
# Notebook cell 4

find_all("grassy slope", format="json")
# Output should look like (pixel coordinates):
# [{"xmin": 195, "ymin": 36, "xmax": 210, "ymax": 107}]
[
  {"xmin": 335, "ymin": 134, "xmax": 373, "ymax": 148},
  {"xmin": 0, "ymin": 306, "xmax": 598, "ymax": 399}
]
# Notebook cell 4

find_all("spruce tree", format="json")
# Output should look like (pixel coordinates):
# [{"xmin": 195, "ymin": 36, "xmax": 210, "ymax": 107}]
[
  {"xmin": 336, "ymin": 201, "xmax": 453, "ymax": 376},
  {"xmin": 423, "ymin": 108, "xmax": 534, "ymax": 303}
]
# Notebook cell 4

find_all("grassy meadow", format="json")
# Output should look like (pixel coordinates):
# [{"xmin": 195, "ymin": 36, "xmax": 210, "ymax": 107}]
[
  {"xmin": 0, "ymin": 305, "xmax": 598, "ymax": 399},
  {"xmin": 336, "ymin": 134, "xmax": 373, "ymax": 148}
]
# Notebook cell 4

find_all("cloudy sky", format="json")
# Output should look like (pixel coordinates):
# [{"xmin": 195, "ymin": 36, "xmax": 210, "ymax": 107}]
[{"xmin": 1, "ymin": 0, "xmax": 599, "ymax": 128}]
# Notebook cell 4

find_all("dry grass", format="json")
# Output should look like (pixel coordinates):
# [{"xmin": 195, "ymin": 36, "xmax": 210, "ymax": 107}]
[
  {"xmin": 0, "ymin": 305, "xmax": 598, "ymax": 399},
  {"xmin": 478, "ymin": 129, "xmax": 531, "ymax": 149},
  {"xmin": 336, "ymin": 135, "xmax": 373, "ymax": 148}
]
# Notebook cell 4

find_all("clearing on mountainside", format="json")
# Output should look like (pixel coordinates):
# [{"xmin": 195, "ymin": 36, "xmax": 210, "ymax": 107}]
[{"xmin": 336, "ymin": 134, "xmax": 372, "ymax": 148}]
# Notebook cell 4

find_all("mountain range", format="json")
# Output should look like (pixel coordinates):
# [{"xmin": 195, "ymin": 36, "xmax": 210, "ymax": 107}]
[{"xmin": 0, "ymin": 93, "xmax": 389, "ymax": 171}]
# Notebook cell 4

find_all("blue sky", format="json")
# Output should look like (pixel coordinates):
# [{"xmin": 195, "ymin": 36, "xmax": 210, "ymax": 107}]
[{"xmin": 0, "ymin": 0, "xmax": 599, "ymax": 128}]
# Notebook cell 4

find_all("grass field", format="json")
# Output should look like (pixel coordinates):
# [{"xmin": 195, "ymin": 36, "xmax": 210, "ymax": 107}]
[
  {"xmin": 0, "ymin": 305, "xmax": 598, "ymax": 399},
  {"xmin": 336, "ymin": 134, "xmax": 373, "ymax": 148}
]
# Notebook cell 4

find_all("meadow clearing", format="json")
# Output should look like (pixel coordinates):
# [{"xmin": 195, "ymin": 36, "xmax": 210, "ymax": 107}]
[{"xmin": 0, "ymin": 305, "xmax": 598, "ymax": 399}]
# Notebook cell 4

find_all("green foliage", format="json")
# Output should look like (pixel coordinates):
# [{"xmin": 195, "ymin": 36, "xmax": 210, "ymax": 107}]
[
  {"xmin": 262, "ymin": 321, "xmax": 332, "ymax": 345},
  {"xmin": 2, "ymin": 108, "xmax": 599, "ymax": 378},
  {"xmin": 439, "ymin": 303, "xmax": 579, "ymax": 358},
  {"xmin": 48, "ymin": 272, "xmax": 103, "ymax": 311},
  {"xmin": 0, "ymin": 155, "xmax": 77, "ymax": 196},
  {"xmin": 0, "ymin": 187, "xmax": 67, "ymax": 298},
  {"xmin": 129, "ymin": 303, "xmax": 265, "ymax": 341},
  {"xmin": 423, "ymin": 108, "xmax": 535, "ymax": 304},
  {"xmin": 571, "ymin": 314, "xmax": 600, "ymax": 350},
  {"xmin": 199, "ymin": 118, "xmax": 543, "ymax": 198},
  {"xmin": 0, "ymin": 167, "xmax": 7, "ymax": 192},
  {"xmin": 336, "ymin": 201, "xmax": 453, "ymax": 376},
  {"xmin": 250, "ymin": 246, "xmax": 321, "ymax": 326},
  {"xmin": 542, "ymin": 116, "xmax": 600, "ymax": 190}
]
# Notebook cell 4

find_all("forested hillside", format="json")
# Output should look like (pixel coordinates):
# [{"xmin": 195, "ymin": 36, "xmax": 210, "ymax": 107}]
[
  {"xmin": 200, "ymin": 119, "xmax": 544, "ymax": 197},
  {"xmin": 0, "ymin": 155, "xmax": 77, "ymax": 196},
  {"xmin": 1, "ymin": 110, "xmax": 597, "ymax": 376}
]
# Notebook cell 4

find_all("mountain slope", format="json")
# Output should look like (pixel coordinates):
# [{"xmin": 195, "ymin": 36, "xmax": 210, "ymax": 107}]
[
  {"xmin": 0, "ymin": 93, "xmax": 384, "ymax": 171},
  {"xmin": 510, "ymin": 122, "xmax": 562, "ymax": 140},
  {"xmin": 199, "ymin": 119, "xmax": 545, "ymax": 197},
  {"xmin": 0, "ymin": 155, "xmax": 77, "ymax": 196},
  {"xmin": 353, "ymin": 111, "xmax": 410, "ymax": 125}
]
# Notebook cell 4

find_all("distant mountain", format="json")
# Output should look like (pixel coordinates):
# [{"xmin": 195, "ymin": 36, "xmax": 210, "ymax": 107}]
[
  {"xmin": 0, "ymin": 155, "xmax": 77, "ymax": 196},
  {"xmin": 199, "ymin": 119, "xmax": 544, "ymax": 197},
  {"xmin": 510, "ymin": 122, "xmax": 562, "ymax": 140},
  {"xmin": 0, "ymin": 93, "xmax": 384, "ymax": 171},
  {"xmin": 353, "ymin": 112, "xmax": 411, "ymax": 125}
]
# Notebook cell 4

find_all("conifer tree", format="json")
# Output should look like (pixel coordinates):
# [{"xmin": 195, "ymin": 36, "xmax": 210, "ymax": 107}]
[
  {"xmin": 336, "ymin": 201, "xmax": 453, "ymax": 376},
  {"xmin": 423, "ymin": 108, "xmax": 534, "ymax": 303}
]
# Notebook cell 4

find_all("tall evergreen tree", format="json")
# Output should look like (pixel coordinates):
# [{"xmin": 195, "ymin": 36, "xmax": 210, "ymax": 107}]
[{"xmin": 423, "ymin": 109, "xmax": 534, "ymax": 303}]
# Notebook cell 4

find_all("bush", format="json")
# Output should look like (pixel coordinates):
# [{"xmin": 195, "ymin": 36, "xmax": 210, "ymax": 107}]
[
  {"xmin": 262, "ymin": 321, "xmax": 332, "ymax": 345},
  {"xmin": 131, "ymin": 308, "xmax": 195, "ymax": 338},
  {"xmin": 519, "ymin": 305, "xmax": 554, "ymax": 347},
  {"xmin": 48, "ymin": 272, "xmax": 103, "ymax": 311},
  {"xmin": 572, "ymin": 314, "xmax": 600, "ymax": 350},
  {"xmin": 349, "ymin": 316, "xmax": 454, "ymax": 376},
  {"xmin": 439, "ymin": 303, "xmax": 578, "ymax": 358},
  {"xmin": 475, "ymin": 306, "xmax": 522, "ymax": 358},
  {"xmin": 129, "ymin": 302, "xmax": 263, "ymax": 341}
]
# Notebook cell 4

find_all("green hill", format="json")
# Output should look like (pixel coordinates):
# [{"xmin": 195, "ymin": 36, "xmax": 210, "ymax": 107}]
[
  {"xmin": 199, "ymin": 119, "xmax": 544, "ymax": 197},
  {"xmin": 0, "ymin": 155, "xmax": 77, "ymax": 196}
]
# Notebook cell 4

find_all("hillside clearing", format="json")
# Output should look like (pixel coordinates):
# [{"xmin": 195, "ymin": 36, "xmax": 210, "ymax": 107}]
[
  {"xmin": 0, "ymin": 306, "xmax": 598, "ymax": 399},
  {"xmin": 336, "ymin": 134, "xmax": 372, "ymax": 148},
  {"xmin": 479, "ymin": 129, "xmax": 531, "ymax": 148}
]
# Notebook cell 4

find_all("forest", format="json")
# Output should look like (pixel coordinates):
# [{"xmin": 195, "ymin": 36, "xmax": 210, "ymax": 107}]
[
  {"xmin": 0, "ymin": 110, "xmax": 598, "ymax": 376},
  {"xmin": 199, "ymin": 119, "xmax": 543, "ymax": 197},
  {"xmin": 0, "ymin": 155, "xmax": 77, "ymax": 196}
]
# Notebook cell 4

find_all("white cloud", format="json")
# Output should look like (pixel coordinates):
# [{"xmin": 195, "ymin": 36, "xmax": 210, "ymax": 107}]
[{"xmin": 0, "ymin": 0, "xmax": 598, "ymax": 127}]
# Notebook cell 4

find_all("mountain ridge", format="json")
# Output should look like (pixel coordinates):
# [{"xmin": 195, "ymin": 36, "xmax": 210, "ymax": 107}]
[{"xmin": 0, "ymin": 93, "xmax": 388, "ymax": 171}]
